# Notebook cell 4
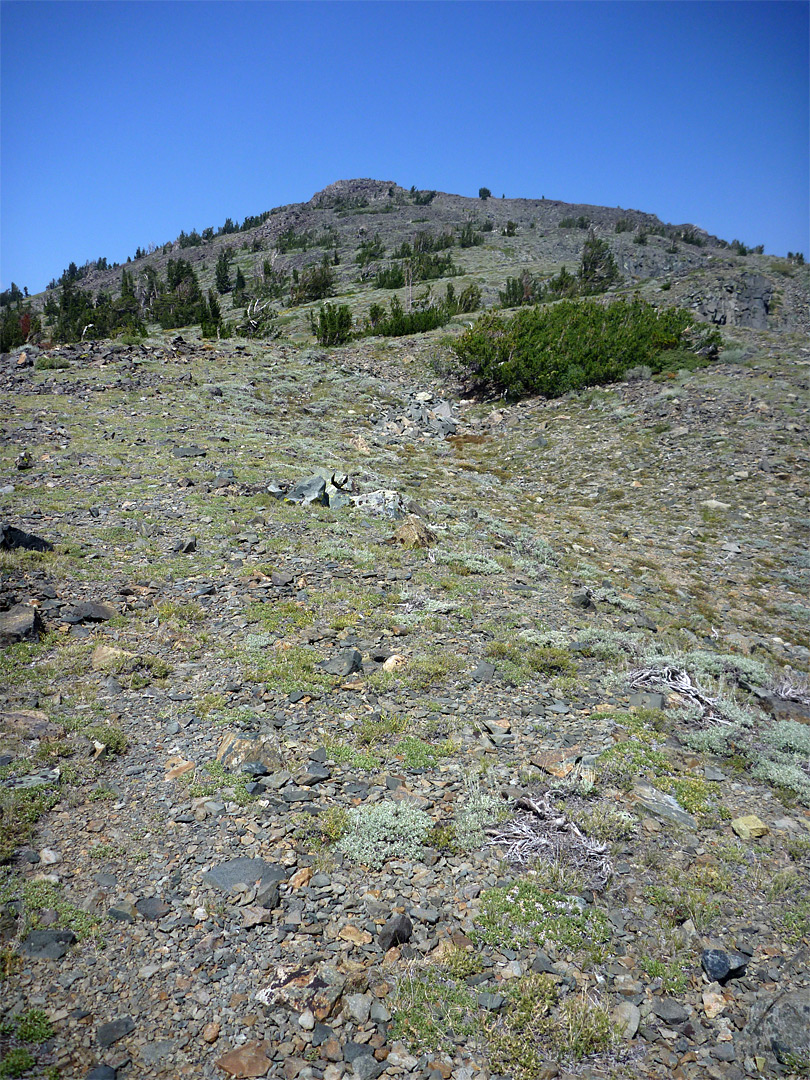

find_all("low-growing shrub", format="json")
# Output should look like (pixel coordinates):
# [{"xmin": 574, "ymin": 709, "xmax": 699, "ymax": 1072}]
[
  {"xmin": 452, "ymin": 296, "xmax": 721, "ymax": 399},
  {"xmin": 337, "ymin": 801, "xmax": 433, "ymax": 869},
  {"xmin": 454, "ymin": 775, "xmax": 506, "ymax": 849}
]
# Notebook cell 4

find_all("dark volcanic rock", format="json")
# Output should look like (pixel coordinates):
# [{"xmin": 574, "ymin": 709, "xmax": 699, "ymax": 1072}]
[
  {"xmin": 172, "ymin": 445, "xmax": 206, "ymax": 458},
  {"xmin": 285, "ymin": 475, "xmax": 327, "ymax": 506},
  {"xmin": 96, "ymin": 1017, "xmax": 135, "ymax": 1047},
  {"xmin": 652, "ymin": 998, "xmax": 689, "ymax": 1024},
  {"xmin": 745, "ymin": 990, "xmax": 810, "ymax": 1068},
  {"xmin": 318, "ymin": 648, "xmax": 363, "ymax": 677},
  {"xmin": 72, "ymin": 601, "xmax": 117, "ymax": 623},
  {"xmin": 0, "ymin": 603, "xmax": 44, "ymax": 644},
  {"xmin": 378, "ymin": 913, "xmax": 412, "ymax": 950},
  {"xmin": 21, "ymin": 929, "xmax": 77, "ymax": 959},
  {"xmin": 204, "ymin": 857, "xmax": 287, "ymax": 908},
  {"xmin": 0, "ymin": 523, "xmax": 53, "ymax": 552},
  {"xmin": 701, "ymin": 948, "xmax": 748, "ymax": 984}
]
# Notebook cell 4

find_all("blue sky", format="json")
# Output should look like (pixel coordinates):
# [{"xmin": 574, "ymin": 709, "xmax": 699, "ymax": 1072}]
[{"xmin": 1, "ymin": 0, "xmax": 808, "ymax": 293}]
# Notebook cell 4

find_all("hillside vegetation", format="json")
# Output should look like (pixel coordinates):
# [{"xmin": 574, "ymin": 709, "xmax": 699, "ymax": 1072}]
[{"xmin": 1, "ymin": 180, "xmax": 809, "ymax": 1080}]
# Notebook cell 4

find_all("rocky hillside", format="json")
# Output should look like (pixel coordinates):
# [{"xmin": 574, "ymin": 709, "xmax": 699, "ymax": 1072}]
[
  {"xmin": 1, "ymin": 181, "xmax": 809, "ymax": 1080},
  {"xmin": 28, "ymin": 179, "xmax": 810, "ymax": 340}
]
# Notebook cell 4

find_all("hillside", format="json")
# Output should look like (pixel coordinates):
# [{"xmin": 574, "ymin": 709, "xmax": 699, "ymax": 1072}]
[
  {"xmin": 9, "ymin": 178, "xmax": 809, "ymax": 346},
  {"xmin": 1, "ymin": 180, "xmax": 809, "ymax": 1080}
]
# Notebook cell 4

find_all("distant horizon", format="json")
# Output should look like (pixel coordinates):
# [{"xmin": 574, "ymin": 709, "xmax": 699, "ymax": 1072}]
[{"xmin": 2, "ymin": 1, "xmax": 807, "ymax": 293}]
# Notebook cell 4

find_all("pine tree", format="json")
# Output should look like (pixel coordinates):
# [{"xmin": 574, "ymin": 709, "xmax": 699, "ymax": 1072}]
[
  {"xmin": 579, "ymin": 232, "xmax": 620, "ymax": 294},
  {"xmin": 215, "ymin": 250, "xmax": 232, "ymax": 294}
]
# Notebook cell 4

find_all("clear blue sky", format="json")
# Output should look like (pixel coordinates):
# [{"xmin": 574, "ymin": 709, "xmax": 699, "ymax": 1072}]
[{"xmin": 2, "ymin": 0, "xmax": 808, "ymax": 293}]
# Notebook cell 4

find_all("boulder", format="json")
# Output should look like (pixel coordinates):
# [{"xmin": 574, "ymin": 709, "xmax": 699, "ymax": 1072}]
[
  {"xmin": 0, "ymin": 523, "xmax": 53, "ymax": 552},
  {"xmin": 0, "ymin": 603, "xmax": 43, "ymax": 644}
]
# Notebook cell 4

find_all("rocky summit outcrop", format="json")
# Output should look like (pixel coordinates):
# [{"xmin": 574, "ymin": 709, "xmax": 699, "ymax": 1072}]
[
  {"xmin": 1, "ymin": 281, "xmax": 809, "ymax": 1080},
  {"xmin": 685, "ymin": 273, "xmax": 774, "ymax": 329}
]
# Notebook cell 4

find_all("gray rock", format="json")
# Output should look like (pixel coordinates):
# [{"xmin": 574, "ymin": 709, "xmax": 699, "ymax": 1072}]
[
  {"xmin": 343, "ymin": 1041, "xmax": 373, "ymax": 1064},
  {"xmin": 172, "ymin": 445, "xmax": 206, "ymax": 458},
  {"xmin": 614, "ymin": 1001, "xmax": 641, "ymax": 1039},
  {"xmin": 378, "ymin": 913, "xmax": 412, "ymax": 950},
  {"xmin": 652, "ymin": 998, "xmax": 689, "ymax": 1024},
  {"xmin": 21, "ymin": 929, "xmax": 77, "ymax": 959},
  {"xmin": 633, "ymin": 782, "xmax": 697, "ymax": 830},
  {"xmin": 318, "ymin": 648, "xmax": 363, "ymax": 677},
  {"xmin": 297, "ymin": 762, "xmax": 332, "ymax": 786},
  {"xmin": 0, "ymin": 603, "xmax": 43, "ymax": 644},
  {"xmin": 745, "ymin": 989, "xmax": 810, "ymax": 1068},
  {"xmin": 204, "ymin": 857, "xmax": 287, "ymax": 902},
  {"xmin": 140, "ymin": 1038, "xmax": 175, "ymax": 1064},
  {"xmin": 285, "ymin": 475, "xmax": 327, "ymax": 506},
  {"xmin": 85, "ymin": 1068, "xmax": 117, "ymax": 1080},
  {"xmin": 701, "ymin": 949, "xmax": 747, "ymax": 984},
  {"xmin": 344, "ymin": 993, "xmax": 372, "ymax": 1024},
  {"xmin": 108, "ymin": 902, "xmax": 137, "ymax": 923},
  {"xmin": 97, "ymin": 1017, "xmax": 135, "ymax": 1047},
  {"xmin": 135, "ymin": 897, "xmax": 171, "ymax": 921},
  {"xmin": 73, "ymin": 601, "xmax": 117, "ymax": 623},
  {"xmin": 471, "ymin": 661, "xmax": 495, "ymax": 683},
  {"xmin": 326, "ymin": 489, "xmax": 352, "ymax": 510},
  {"xmin": 350, "ymin": 1053, "xmax": 383, "ymax": 1080},
  {"xmin": 350, "ymin": 489, "xmax": 407, "ymax": 519},
  {"xmin": 477, "ymin": 992, "xmax": 505, "ymax": 1011}
]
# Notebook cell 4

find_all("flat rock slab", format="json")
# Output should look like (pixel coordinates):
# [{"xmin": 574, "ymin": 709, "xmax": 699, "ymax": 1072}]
[
  {"xmin": 0, "ymin": 603, "xmax": 43, "ymax": 644},
  {"xmin": 21, "ymin": 929, "xmax": 77, "ymax": 959},
  {"xmin": 172, "ymin": 445, "xmax": 206, "ymax": 458},
  {"xmin": 97, "ymin": 1017, "xmax": 135, "ymax": 1047},
  {"xmin": 72, "ymin": 601, "xmax": 118, "ymax": 623},
  {"xmin": 744, "ymin": 989, "xmax": 810, "ymax": 1068},
  {"xmin": 285, "ymin": 475, "xmax": 327, "ymax": 506},
  {"xmin": 2, "ymin": 767, "xmax": 60, "ymax": 791},
  {"xmin": 135, "ymin": 897, "xmax": 171, "ymax": 921},
  {"xmin": 633, "ymin": 782, "xmax": 697, "ymax": 830},
  {"xmin": 217, "ymin": 732, "xmax": 280, "ymax": 772},
  {"xmin": 471, "ymin": 661, "xmax": 495, "ymax": 683},
  {"xmin": 0, "ymin": 709, "xmax": 62, "ymax": 740},
  {"xmin": 204, "ymin": 857, "xmax": 287, "ymax": 895},
  {"xmin": 215, "ymin": 1040, "xmax": 273, "ymax": 1078}
]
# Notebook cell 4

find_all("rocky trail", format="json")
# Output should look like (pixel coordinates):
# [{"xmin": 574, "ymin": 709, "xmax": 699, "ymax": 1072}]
[{"xmin": 1, "ymin": 324, "xmax": 809, "ymax": 1080}]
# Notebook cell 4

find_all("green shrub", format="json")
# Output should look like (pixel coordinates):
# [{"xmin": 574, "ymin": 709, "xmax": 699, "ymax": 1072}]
[
  {"xmin": 559, "ymin": 215, "xmax": 590, "ymax": 229},
  {"xmin": 34, "ymin": 355, "xmax": 70, "ymax": 370},
  {"xmin": 310, "ymin": 303, "xmax": 353, "ymax": 346},
  {"xmin": 452, "ymin": 296, "xmax": 721, "ymax": 399},
  {"xmin": 499, "ymin": 273, "xmax": 543, "ymax": 308},
  {"xmin": 290, "ymin": 258, "xmax": 335, "ymax": 304},
  {"xmin": 374, "ymin": 263, "xmax": 405, "ymax": 289},
  {"xmin": 579, "ymin": 232, "xmax": 620, "ymax": 294},
  {"xmin": 365, "ymin": 295, "xmax": 449, "ymax": 337},
  {"xmin": 0, "ymin": 1048, "xmax": 35, "ymax": 1078},
  {"xmin": 474, "ymin": 880, "xmax": 611, "ymax": 950}
]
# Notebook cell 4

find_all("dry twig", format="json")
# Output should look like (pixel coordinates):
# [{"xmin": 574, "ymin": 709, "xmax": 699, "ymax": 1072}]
[{"xmin": 486, "ymin": 793, "xmax": 612, "ymax": 890}]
